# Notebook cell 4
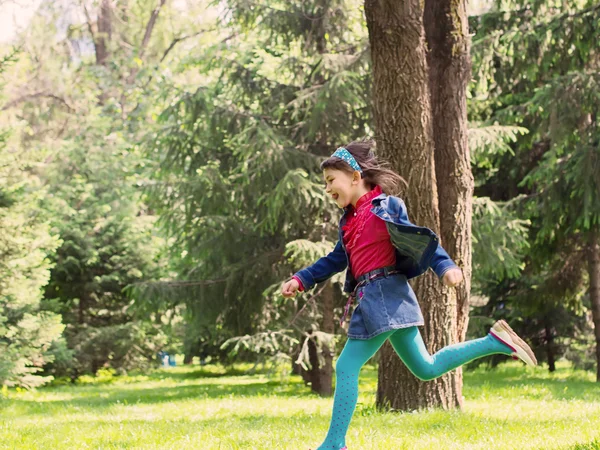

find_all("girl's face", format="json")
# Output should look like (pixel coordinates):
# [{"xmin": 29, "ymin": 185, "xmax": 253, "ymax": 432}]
[{"xmin": 323, "ymin": 168, "xmax": 360, "ymax": 208}]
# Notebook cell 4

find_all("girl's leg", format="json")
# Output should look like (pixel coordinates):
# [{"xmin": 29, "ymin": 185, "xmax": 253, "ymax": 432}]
[
  {"xmin": 388, "ymin": 326, "xmax": 513, "ymax": 381},
  {"xmin": 316, "ymin": 331, "xmax": 394, "ymax": 450}
]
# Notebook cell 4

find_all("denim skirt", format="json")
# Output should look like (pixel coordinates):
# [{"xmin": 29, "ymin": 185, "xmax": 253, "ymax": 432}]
[{"xmin": 347, "ymin": 273, "xmax": 424, "ymax": 340}]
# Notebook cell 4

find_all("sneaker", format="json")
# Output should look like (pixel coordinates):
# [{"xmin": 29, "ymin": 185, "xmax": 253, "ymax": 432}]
[{"xmin": 489, "ymin": 320, "xmax": 538, "ymax": 366}]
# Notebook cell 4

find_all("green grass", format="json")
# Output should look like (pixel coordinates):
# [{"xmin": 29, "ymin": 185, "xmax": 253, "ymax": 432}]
[{"xmin": 1, "ymin": 361, "xmax": 599, "ymax": 449}]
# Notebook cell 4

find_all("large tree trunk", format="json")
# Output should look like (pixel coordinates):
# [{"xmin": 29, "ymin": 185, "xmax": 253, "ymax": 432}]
[
  {"xmin": 365, "ymin": 0, "xmax": 461, "ymax": 410},
  {"xmin": 424, "ymin": 0, "xmax": 474, "ymax": 404},
  {"xmin": 588, "ymin": 229, "xmax": 600, "ymax": 382},
  {"xmin": 424, "ymin": 0, "xmax": 473, "ymax": 343}
]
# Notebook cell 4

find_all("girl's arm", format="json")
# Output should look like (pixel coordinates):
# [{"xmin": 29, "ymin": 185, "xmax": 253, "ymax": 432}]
[
  {"xmin": 429, "ymin": 243, "xmax": 460, "ymax": 280},
  {"xmin": 292, "ymin": 240, "xmax": 348, "ymax": 292}
]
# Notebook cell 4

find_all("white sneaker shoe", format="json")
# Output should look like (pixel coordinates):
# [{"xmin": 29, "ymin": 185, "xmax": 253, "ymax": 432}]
[{"xmin": 489, "ymin": 320, "xmax": 538, "ymax": 367}]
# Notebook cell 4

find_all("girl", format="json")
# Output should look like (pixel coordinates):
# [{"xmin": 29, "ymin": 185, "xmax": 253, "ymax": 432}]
[{"xmin": 281, "ymin": 140, "xmax": 537, "ymax": 450}]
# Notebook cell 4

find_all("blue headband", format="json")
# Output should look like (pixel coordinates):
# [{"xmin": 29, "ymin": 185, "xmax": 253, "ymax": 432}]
[{"xmin": 331, "ymin": 147, "xmax": 362, "ymax": 173}]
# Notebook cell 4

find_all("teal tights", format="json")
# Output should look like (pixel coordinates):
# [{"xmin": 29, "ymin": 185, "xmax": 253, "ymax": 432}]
[{"xmin": 316, "ymin": 327, "xmax": 512, "ymax": 450}]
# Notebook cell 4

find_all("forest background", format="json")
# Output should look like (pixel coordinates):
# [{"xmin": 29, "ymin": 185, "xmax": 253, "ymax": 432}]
[{"xmin": 0, "ymin": 0, "xmax": 599, "ymax": 415}]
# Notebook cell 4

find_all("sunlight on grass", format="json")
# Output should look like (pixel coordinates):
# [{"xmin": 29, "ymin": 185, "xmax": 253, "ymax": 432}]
[{"xmin": 1, "ymin": 361, "xmax": 599, "ymax": 449}]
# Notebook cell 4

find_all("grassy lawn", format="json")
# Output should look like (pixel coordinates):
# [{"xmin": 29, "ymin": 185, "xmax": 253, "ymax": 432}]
[{"xmin": 1, "ymin": 360, "xmax": 600, "ymax": 449}]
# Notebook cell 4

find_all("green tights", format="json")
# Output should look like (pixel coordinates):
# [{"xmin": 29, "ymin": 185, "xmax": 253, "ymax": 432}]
[{"xmin": 316, "ymin": 326, "xmax": 512, "ymax": 450}]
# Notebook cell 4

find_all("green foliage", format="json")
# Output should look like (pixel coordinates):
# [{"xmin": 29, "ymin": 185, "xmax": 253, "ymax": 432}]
[
  {"xmin": 67, "ymin": 322, "xmax": 169, "ymax": 376},
  {"xmin": 220, "ymin": 330, "xmax": 300, "ymax": 372},
  {"xmin": 521, "ymin": 71, "xmax": 600, "ymax": 236},
  {"xmin": 0, "ymin": 50, "xmax": 64, "ymax": 388},
  {"xmin": 141, "ymin": 0, "xmax": 370, "ymax": 362},
  {"xmin": 468, "ymin": 123, "xmax": 528, "ymax": 185},
  {"xmin": 469, "ymin": 0, "xmax": 600, "ymax": 371},
  {"xmin": 0, "ymin": 0, "xmax": 201, "ymax": 378},
  {"xmin": 38, "ymin": 115, "xmax": 167, "ymax": 377},
  {"xmin": 472, "ymin": 196, "xmax": 530, "ymax": 283}
]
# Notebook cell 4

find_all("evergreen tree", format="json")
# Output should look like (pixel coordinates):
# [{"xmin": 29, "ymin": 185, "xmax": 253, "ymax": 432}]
[
  {"xmin": 1, "ymin": 0, "xmax": 200, "ymax": 376},
  {"xmin": 140, "ymin": 0, "xmax": 370, "ymax": 393},
  {"xmin": 0, "ymin": 50, "xmax": 64, "ymax": 388},
  {"xmin": 469, "ymin": 0, "xmax": 600, "ymax": 378}
]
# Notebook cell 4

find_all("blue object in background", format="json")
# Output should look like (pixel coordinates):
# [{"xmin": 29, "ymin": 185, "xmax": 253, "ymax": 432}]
[
  {"xmin": 168, "ymin": 354, "xmax": 176, "ymax": 367},
  {"xmin": 158, "ymin": 351, "xmax": 169, "ymax": 367}
]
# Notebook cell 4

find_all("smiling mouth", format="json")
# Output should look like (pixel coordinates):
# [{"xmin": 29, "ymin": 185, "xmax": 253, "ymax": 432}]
[{"xmin": 332, "ymin": 194, "xmax": 339, "ymax": 200}]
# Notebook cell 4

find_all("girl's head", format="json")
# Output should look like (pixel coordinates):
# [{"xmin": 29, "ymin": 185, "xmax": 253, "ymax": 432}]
[{"xmin": 321, "ymin": 139, "xmax": 406, "ymax": 208}]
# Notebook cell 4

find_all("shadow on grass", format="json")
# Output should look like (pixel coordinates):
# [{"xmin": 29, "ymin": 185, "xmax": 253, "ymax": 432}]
[
  {"xmin": 12, "ymin": 363, "xmax": 599, "ymax": 418},
  {"xmin": 463, "ymin": 364, "xmax": 600, "ymax": 401},
  {"xmin": 570, "ymin": 439, "xmax": 600, "ymax": 450},
  {"xmin": 11, "ymin": 377, "xmax": 314, "ymax": 413},
  {"xmin": 11, "ymin": 409, "xmax": 599, "ymax": 433},
  {"xmin": 143, "ymin": 366, "xmax": 254, "ymax": 380}
]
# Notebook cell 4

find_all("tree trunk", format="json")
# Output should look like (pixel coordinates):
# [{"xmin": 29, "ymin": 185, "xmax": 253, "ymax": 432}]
[
  {"xmin": 545, "ymin": 320, "xmax": 556, "ymax": 372},
  {"xmin": 296, "ymin": 281, "xmax": 335, "ymax": 396},
  {"xmin": 365, "ymin": 0, "xmax": 460, "ymax": 410},
  {"xmin": 317, "ymin": 280, "xmax": 335, "ymax": 396},
  {"xmin": 588, "ymin": 229, "xmax": 600, "ymax": 382},
  {"xmin": 424, "ymin": 0, "xmax": 473, "ymax": 343},
  {"xmin": 304, "ymin": 0, "xmax": 334, "ymax": 391},
  {"xmin": 424, "ymin": 0, "xmax": 474, "ymax": 404},
  {"xmin": 96, "ymin": 0, "xmax": 112, "ymax": 67}
]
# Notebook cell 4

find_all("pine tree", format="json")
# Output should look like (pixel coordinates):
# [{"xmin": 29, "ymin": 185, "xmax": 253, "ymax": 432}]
[
  {"xmin": 141, "ymin": 0, "xmax": 371, "ymax": 393},
  {"xmin": 1, "ymin": 0, "xmax": 200, "ymax": 376},
  {"xmin": 0, "ymin": 50, "xmax": 64, "ymax": 388},
  {"xmin": 469, "ymin": 0, "xmax": 600, "ymax": 379}
]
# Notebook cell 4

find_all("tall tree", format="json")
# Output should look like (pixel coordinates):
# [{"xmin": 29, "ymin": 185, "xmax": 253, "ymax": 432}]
[
  {"xmin": 365, "ymin": 0, "xmax": 472, "ymax": 410},
  {"xmin": 141, "ymin": 0, "xmax": 370, "ymax": 394},
  {"xmin": 0, "ymin": 50, "xmax": 64, "ymax": 388},
  {"xmin": 425, "ymin": 0, "xmax": 473, "ymax": 345},
  {"xmin": 1, "ymin": 0, "xmax": 202, "ymax": 376},
  {"xmin": 470, "ymin": 0, "xmax": 600, "ymax": 379}
]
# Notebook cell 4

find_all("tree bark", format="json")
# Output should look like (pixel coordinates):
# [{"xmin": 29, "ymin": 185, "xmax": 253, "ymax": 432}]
[
  {"xmin": 545, "ymin": 319, "xmax": 556, "ymax": 372},
  {"xmin": 424, "ymin": 0, "xmax": 473, "ymax": 343},
  {"xmin": 365, "ymin": 0, "xmax": 461, "ymax": 410},
  {"xmin": 588, "ymin": 229, "xmax": 600, "ymax": 382},
  {"xmin": 317, "ymin": 280, "xmax": 335, "ymax": 396},
  {"xmin": 424, "ymin": 0, "xmax": 474, "ymax": 404},
  {"xmin": 139, "ymin": 0, "xmax": 168, "ymax": 60},
  {"xmin": 297, "ymin": 281, "xmax": 335, "ymax": 396},
  {"xmin": 96, "ymin": 0, "xmax": 113, "ymax": 67}
]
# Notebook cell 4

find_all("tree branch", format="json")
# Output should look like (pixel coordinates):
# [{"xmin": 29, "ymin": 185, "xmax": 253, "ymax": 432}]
[
  {"xmin": 159, "ymin": 28, "xmax": 218, "ymax": 63},
  {"xmin": 127, "ymin": 30, "xmax": 235, "ymax": 116},
  {"xmin": 139, "ymin": 0, "xmax": 168, "ymax": 60},
  {"xmin": 1, "ymin": 91, "xmax": 75, "ymax": 112},
  {"xmin": 81, "ymin": 0, "xmax": 97, "ymax": 53},
  {"xmin": 473, "ymin": 3, "xmax": 600, "ymax": 48}
]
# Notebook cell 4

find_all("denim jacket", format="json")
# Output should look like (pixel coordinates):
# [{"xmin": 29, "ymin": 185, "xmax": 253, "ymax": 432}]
[{"xmin": 294, "ymin": 193, "xmax": 459, "ymax": 293}]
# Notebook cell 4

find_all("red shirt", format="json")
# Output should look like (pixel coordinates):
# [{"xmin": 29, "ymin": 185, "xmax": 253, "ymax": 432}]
[
  {"xmin": 342, "ymin": 186, "xmax": 396, "ymax": 278},
  {"xmin": 293, "ymin": 186, "xmax": 396, "ymax": 291}
]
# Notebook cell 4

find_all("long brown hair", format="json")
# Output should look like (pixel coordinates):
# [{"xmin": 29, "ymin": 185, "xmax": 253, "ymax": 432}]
[{"xmin": 320, "ymin": 139, "xmax": 406, "ymax": 195}]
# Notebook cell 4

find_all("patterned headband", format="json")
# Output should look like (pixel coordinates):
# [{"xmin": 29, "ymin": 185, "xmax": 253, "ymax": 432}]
[{"xmin": 331, "ymin": 147, "xmax": 362, "ymax": 173}]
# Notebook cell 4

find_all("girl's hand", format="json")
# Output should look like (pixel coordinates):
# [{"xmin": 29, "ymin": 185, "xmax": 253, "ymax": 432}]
[
  {"xmin": 442, "ymin": 268, "xmax": 463, "ymax": 287},
  {"xmin": 281, "ymin": 279, "xmax": 300, "ymax": 298}
]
